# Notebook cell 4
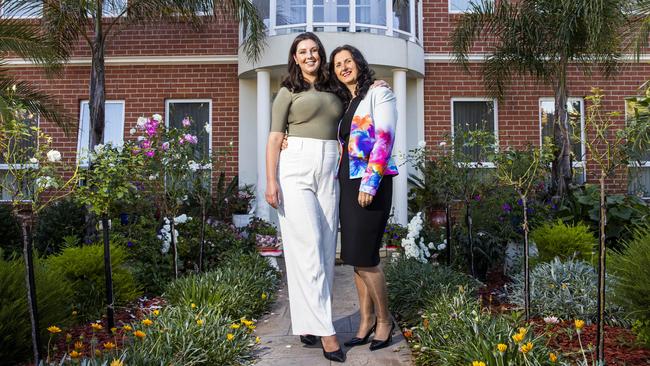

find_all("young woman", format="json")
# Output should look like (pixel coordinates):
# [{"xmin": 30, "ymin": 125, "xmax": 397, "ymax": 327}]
[
  {"xmin": 330, "ymin": 45, "xmax": 398, "ymax": 351},
  {"xmin": 265, "ymin": 32, "xmax": 345, "ymax": 363}
]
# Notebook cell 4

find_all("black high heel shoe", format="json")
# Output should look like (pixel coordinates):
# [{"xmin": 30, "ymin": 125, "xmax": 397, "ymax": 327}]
[
  {"xmin": 322, "ymin": 347, "xmax": 346, "ymax": 362},
  {"xmin": 369, "ymin": 322, "xmax": 396, "ymax": 351},
  {"xmin": 300, "ymin": 334, "xmax": 318, "ymax": 346},
  {"xmin": 344, "ymin": 322, "xmax": 376, "ymax": 347}
]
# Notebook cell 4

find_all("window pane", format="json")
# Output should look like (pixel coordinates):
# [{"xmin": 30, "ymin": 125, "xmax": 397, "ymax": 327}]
[
  {"xmin": 453, "ymin": 100, "xmax": 495, "ymax": 161},
  {"xmin": 393, "ymin": 0, "xmax": 409, "ymax": 32},
  {"xmin": 253, "ymin": 0, "xmax": 270, "ymax": 28},
  {"xmin": 628, "ymin": 167, "xmax": 650, "ymax": 198},
  {"xmin": 276, "ymin": 0, "xmax": 306, "ymax": 25},
  {"xmin": 356, "ymin": 0, "xmax": 385, "ymax": 25},
  {"xmin": 625, "ymin": 97, "xmax": 650, "ymax": 161},
  {"xmin": 78, "ymin": 101, "xmax": 125, "ymax": 164},
  {"xmin": 0, "ymin": 112, "xmax": 38, "ymax": 165},
  {"xmin": 313, "ymin": 0, "xmax": 324, "ymax": 22},
  {"xmin": 540, "ymin": 99, "xmax": 583, "ymax": 161},
  {"xmin": 1, "ymin": 0, "xmax": 42, "ymax": 18},
  {"xmin": 168, "ymin": 101, "xmax": 211, "ymax": 160},
  {"xmin": 337, "ymin": 0, "xmax": 349, "ymax": 22}
]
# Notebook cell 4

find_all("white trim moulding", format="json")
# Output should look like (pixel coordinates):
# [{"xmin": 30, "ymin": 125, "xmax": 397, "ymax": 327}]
[
  {"xmin": 424, "ymin": 53, "xmax": 650, "ymax": 63},
  {"xmin": 4, "ymin": 55, "xmax": 238, "ymax": 67}
]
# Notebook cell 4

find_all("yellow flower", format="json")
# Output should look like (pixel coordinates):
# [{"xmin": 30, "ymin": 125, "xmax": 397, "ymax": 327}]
[
  {"xmin": 518, "ymin": 327, "xmax": 528, "ymax": 336},
  {"xmin": 72, "ymin": 310, "xmax": 78, "ymax": 316},
  {"xmin": 247, "ymin": 325, "xmax": 256, "ymax": 330},
  {"xmin": 95, "ymin": 349, "xmax": 102, "ymax": 357},
  {"xmin": 197, "ymin": 319, "xmax": 204, "ymax": 326},
  {"xmin": 261, "ymin": 293, "xmax": 267, "ymax": 300},
  {"xmin": 512, "ymin": 332, "xmax": 525, "ymax": 344},
  {"xmin": 74, "ymin": 341, "xmax": 84, "ymax": 351},
  {"xmin": 65, "ymin": 333, "xmax": 72, "ymax": 342},
  {"xmin": 110, "ymin": 360, "xmax": 124, "ymax": 366},
  {"xmin": 191, "ymin": 303, "xmax": 197, "ymax": 309},
  {"xmin": 91, "ymin": 322, "xmax": 103, "ymax": 331},
  {"xmin": 561, "ymin": 283, "xmax": 568, "ymax": 289},
  {"xmin": 142, "ymin": 318, "xmax": 153, "ymax": 326},
  {"xmin": 230, "ymin": 323, "xmax": 241, "ymax": 329},
  {"xmin": 255, "ymin": 336, "xmax": 261, "ymax": 344},
  {"xmin": 110, "ymin": 327, "xmax": 117, "ymax": 334},
  {"xmin": 122, "ymin": 325, "xmax": 133, "ymax": 332},
  {"xmin": 575, "ymin": 319, "xmax": 585, "ymax": 331},
  {"xmin": 520, "ymin": 342, "xmax": 534, "ymax": 354},
  {"xmin": 70, "ymin": 350, "xmax": 82, "ymax": 359},
  {"xmin": 471, "ymin": 361, "xmax": 486, "ymax": 366},
  {"xmin": 423, "ymin": 319, "xmax": 430, "ymax": 329},
  {"xmin": 497, "ymin": 343, "xmax": 507, "ymax": 353},
  {"xmin": 47, "ymin": 325, "xmax": 62, "ymax": 334},
  {"xmin": 549, "ymin": 352, "xmax": 558, "ymax": 363},
  {"xmin": 153, "ymin": 309, "xmax": 160, "ymax": 316},
  {"xmin": 241, "ymin": 319, "xmax": 253, "ymax": 327},
  {"xmin": 133, "ymin": 330, "xmax": 146, "ymax": 339},
  {"xmin": 227, "ymin": 333, "xmax": 235, "ymax": 341},
  {"xmin": 103, "ymin": 342, "xmax": 117, "ymax": 350}
]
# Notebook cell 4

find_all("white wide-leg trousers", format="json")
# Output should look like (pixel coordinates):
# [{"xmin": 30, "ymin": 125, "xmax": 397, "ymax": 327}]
[{"xmin": 277, "ymin": 137, "xmax": 339, "ymax": 336}]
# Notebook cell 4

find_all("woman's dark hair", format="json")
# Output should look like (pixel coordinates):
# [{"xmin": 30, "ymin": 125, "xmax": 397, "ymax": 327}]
[
  {"xmin": 281, "ymin": 32, "xmax": 330, "ymax": 93},
  {"xmin": 328, "ymin": 45, "xmax": 375, "ymax": 105}
]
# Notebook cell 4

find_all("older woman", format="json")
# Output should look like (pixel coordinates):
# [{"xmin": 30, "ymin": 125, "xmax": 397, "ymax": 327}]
[{"xmin": 330, "ymin": 45, "xmax": 398, "ymax": 351}]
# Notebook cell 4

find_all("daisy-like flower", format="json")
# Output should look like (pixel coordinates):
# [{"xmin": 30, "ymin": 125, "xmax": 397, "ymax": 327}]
[
  {"xmin": 74, "ymin": 341, "xmax": 84, "ymax": 351},
  {"xmin": 255, "ymin": 336, "xmax": 261, "ymax": 344},
  {"xmin": 197, "ymin": 319, "xmax": 204, "ymax": 326},
  {"xmin": 153, "ymin": 309, "xmax": 160, "ymax": 316},
  {"xmin": 134, "ymin": 330, "xmax": 146, "ymax": 339},
  {"xmin": 70, "ymin": 350, "xmax": 82, "ymax": 359},
  {"xmin": 142, "ymin": 318, "xmax": 153, "ymax": 326},
  {"xmin": 261, "ymin": 293, "xmax": 267, "ymax": 300},
  {"xmin": 230, "ymin": 323, "xmax": 241, "ymax": 329},
  {"xmin": 122, "ymin": 325, "xmax": 133, "ymax": 332},
  {"xmin": 520, "ymin": 342, "xmax": 533, "ymax": 354},
  {"xmin": 549, "ymin": 352, "xmax": 558, "ymax": 363},
  {"xmin": 47, "ymin": 325, "xmax": 62, "ymax": 334},
  {"xmin": 91, "ymin": 323, "xmax": 103, "ymax": 331},
  {"xmin": 543, "ymin": 316, "xmax": 559, "ymax": 324},
  {"xmin": 103, "ymin": 342, "xmax": 117, "ymax": 350},
  {"xmin": 512, "ymin": 332, "xmax": 525, "ymax": 344},
  {"xmin": 575, "ymin": 319, "xmax": 585, "ymax": 332},
  {"xmin": 471, "ymin": 362, "xmax": 485, "ymax": 366},
  {"xmin": 227, "ymin": 333, "xmax": 235, "ymax": 341},
  {"xmin": 110, "ymin": 360, "xmax": 124, "ymax": 366},
  {"xmin": 497, "ymin": 343, "xmax": 507, "ymax": 353}
]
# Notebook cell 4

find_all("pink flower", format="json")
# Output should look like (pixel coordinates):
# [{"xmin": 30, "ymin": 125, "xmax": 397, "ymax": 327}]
[
  {"xmin": 145, "ymin": 150, "xmax": 155, "ymax": 157},
  {"xmin": 132, "ymin": 147, "xmax": 141, "ymax": 155},
  {"xmin": 161, "ymin": 142, "xmax": 170, "ymax": 151},
  {"xmin": 182, "ymin": 117, "xmax": 191, "ymax": 127},
  {"xmin": 141, "ymin": 140, "xmax": 152, "ymax": 149},
  {"xmin": 184, "ymin": 134, "xmax": 198, "ymax": 144},
  {"xmin": 179, "ymin": 137, "xmax": 185, "ymax": 145}
]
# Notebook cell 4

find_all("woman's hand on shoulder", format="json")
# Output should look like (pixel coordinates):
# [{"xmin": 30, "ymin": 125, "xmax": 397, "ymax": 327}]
[
  {"xmin": 281, "ymin": 134, "xmax": 288, "ymax": 150},
  {"xmin": 370, "ymin": 80, "xmax": 391, "ymax": 91}
]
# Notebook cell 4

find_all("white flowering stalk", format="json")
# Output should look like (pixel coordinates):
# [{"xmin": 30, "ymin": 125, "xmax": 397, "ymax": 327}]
[
  {"xmin": 158, "ymin": 215, "xmax": 192, "ymax": 253},
  {"xmin": 401, "ymin": 212, "xmax": 429, "ymax": 263}
]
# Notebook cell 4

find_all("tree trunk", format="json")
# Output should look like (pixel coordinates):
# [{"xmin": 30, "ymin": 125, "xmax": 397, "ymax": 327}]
[
  {"xmin": 552, "ymin": 64, "xmax": 573, "ymax": 199},
  {"xmin": 445, "ymin": 203, "xmax": 452, "ymax": 266},
  {"xmin": 521, "ymin": 193, "xmax": 531, "ymax": 321},
  {"xmin": 171, "ymin": 220, "xmax": 178, "ymax": 279},
  {"xmin": 199, "ymin": 204, "xmax": 206, "ymax": 272},
  {"xmin": 102, "ymin": 215, "xmax": 115, "ymax": 330},
  {"xmin": 17, "ymin": 209, "xmax": 41, "ymax": 364},
  {"xmin": 89, "ymin": 5, "xmax": 106, "ymax": 150},
  {"xmin": 596, "ymin": 173, "xmax": 607, "ymax": 362}
]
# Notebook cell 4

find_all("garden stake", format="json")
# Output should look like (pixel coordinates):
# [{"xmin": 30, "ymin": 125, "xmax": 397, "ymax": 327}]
[
  {"xmin": 171, "ymin": 220, "xmax": 178, "ymax": 279},
  {"xmin": 18, "ymin": 208, "xmax": 42, "ymax": 364},
  {"xmin": 596, "ymin": 173, "xmax": 607, "ymax": 361},
  {"xmin": 102, "ymin": 215, "xmax": 115, "ymax": 330},
  {"xmin": 521, "ymin": 195, "xmax": 530, "ymax": 321},
  {"xmin": 445, "ymin": 203, "xmax": 452, "ymax": 265}
]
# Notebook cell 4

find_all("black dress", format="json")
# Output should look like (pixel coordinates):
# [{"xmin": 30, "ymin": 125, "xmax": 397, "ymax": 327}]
[{"xmin": 339, "ymin": 97, "xmax": 393, "ymax": 267}]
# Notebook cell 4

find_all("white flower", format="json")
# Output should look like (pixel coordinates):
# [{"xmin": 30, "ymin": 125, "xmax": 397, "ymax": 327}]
[
  {"xmin": 229, "ymin": 141, "xmax": 234, "ymax": 146},
  {"xmin": 437, "ymin": 243, "xmax": 446, "ymax": 251},
  {"xmin": 439, "ymin": 141, "xmax": 447, "ymax": 147},
  {"xmin": 148, "ymin": 175, "xmax": 157, "ymax": 181},
  {"xmin": 129, "ymin": 128, "xmax": 136, "ymax": 135},
  {"xmin": 428, "ymin": 243, "xmax": 435, "ymax": 249},
  {"xmin": 418, "ymin": 140, "xmax": 426, "ymax": 148},
  {"xmin": 174, "ymin": 214, "xmax": 189, "ymax": 224},
  {"xmin": 11, "ymin": 84, "xmax": 16, "ymax": 92},
  {"xmin": 46, "ymin": 150, "xmax": 61, "ymax": 163},
  {"xmin": 93, "ymin": 144, "xmax": 105, "ymax": 154},
  {"xmin": 152, "ymin": 114, "xmax": 163, "ymax": 122},
  {"xmin": 163, "ymin": 224, "xmax": 170, "ymax": 231},
  {"xmin": 29, "ymin": 157, "xmax": 38, "ymax": 164},
  {"xmin": 137, "ymin": 136, "xmax": 145, "ymax": 141},
  {"xmin": 543, "ymin": 316, "xmax": 559, "ymax": 324},
  {"xmin": 35, "ymin": 176, "xmax": 55, "ymax": 189},
  {"xmin": 136, "ymin": 117, "xmax": 147, "ymax": 128},
  {"xmin": 188, "ymin": 160, "xmax": 201, "ymax": 172},
  {"xmin": 204, "ymin": 123, "xmax": 211, "ymax": 133}
]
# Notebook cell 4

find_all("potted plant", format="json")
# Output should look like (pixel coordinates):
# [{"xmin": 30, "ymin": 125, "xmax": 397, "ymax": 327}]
[
  {"xmin": 230, "ymin": 185, "xmax": 254, "ymax": 228},
  {"xmin": 247, "ymin": 217, "xmax": 282, "ymax": 257},
  {"xmin": 382, "ymin": 222, "xmax": 408, "ymax": 252}
]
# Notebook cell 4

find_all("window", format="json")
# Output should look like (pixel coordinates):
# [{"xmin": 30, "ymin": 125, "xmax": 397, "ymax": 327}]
[
  {"xmin": 0, "ymin": 0, "xmax": 42, "ymax": 18},
  {"xmin": 625, "ymin": 97, "xmax": 650, "ymax": 198},
  {"xmin": 539, "ymin": 98, "xmax": 586, "ymax": 183},
  {"xmin": 1, "ymin": 113, "xmax": 38, "ymax": 201},
  {"xmin": 165, "ymin": 99, "xmax": 212, "ymax": 161},
  {"xmin": 449, "ymin": 0, "xmax": 490, "ymax": 13},
  {"xmin": 77, "ymin": 101, "xmax": 125, "ymax": 166},
  {"xmin": 451, "ymin": 98, "xmax": 498, "ymax": 165},
  {"xmin": 276, "ymin": 0, "xmax": 306, "ymax": 25}
]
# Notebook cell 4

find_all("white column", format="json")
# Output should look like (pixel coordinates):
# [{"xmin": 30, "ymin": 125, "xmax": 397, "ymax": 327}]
[
  {"xmin": 256, "ymin": 69, "xmax": 271, "ymax": 221},
  {"xmin": 392, "ymin": 69, "xmax": 408, "ymax": 226}
]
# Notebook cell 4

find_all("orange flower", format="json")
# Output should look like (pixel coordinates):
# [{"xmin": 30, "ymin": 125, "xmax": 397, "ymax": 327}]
[
  {"xmin": 520, "ymin": 342, "xmax": 534, "ymax": 354},
  {"xmin": 103, "ymin": 342, "xmax": 117, "ymax": 350},
  {"xmin": 575, "ymin": 319, "xmax": 585, "ymax": 332},
  {"xmin": 91, "ymin": 322, "xmax": 103, "ymax": 331},
  {"xmin": 403, "ymin": 329, "xmax": 413, "ymax": 339},
  {"xmin": 74, "ymin": 341, "xmax": 84, "ymax": 351},
  {"xmin": 423, "ymin": 319, "xmax": 430, "ymax": 329},
  {"xmin": 142, "ymin": 318, "xmax": 153, "ymax": 326},
  {"xmin": 134, "ymin": 330, "xmax": 146, "ymax": 339},
  {"xmin": 70, "ymin": 350, "xmax": 82, "ymax": 359},
  {"xmin": 549, "ymin": 352, "xmax": 558, "ymax": 363}
]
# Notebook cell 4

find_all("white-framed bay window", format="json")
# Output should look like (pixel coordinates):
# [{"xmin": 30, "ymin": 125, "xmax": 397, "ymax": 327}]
[
  {"xmin": 77, "ymin": 100, "xmax": 125, "ymax": 166},
  {"xmin": 539, "ymin": 97, "xmax": 586, "ymax": 184},
  {"xmin": 625, "ymin": 97, "xmax": 650, "ymax": 199},
  {"xmin": 1, "ymin": 113, "xmax": 39, "ymax": 202},
  {"xmin": 164, "ymin": 99, "xmax": 212, "ymax": 161},
  {"xmin": 451, "ymin": 97, "xmax": 498, "ymax": 167},
  {"xmin": 0, "ymin": 0, "xmax": 42, "ymax": 18}
]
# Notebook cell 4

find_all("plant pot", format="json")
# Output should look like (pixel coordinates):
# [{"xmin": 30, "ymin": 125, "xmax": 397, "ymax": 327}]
[
  {"xmin": 232, "ymin": 214, "xmax": 252, "ymax": 229},
  {"xmin": 256, "ymin": 234, "xmax": 283, "ymax": 257},
  {"xmin": 385, "ymin": 245, "xmax": 401, "ymax": 252}
]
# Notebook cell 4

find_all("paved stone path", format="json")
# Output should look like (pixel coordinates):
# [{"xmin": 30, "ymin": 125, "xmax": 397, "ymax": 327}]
[{"xmin": 254, "ymin": 259, "xmax": 413, "ymax": 366}]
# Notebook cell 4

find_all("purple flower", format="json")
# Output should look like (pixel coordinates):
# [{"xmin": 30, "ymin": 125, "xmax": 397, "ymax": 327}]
[
  {"xmin": 551, "ymin": 203, "xmax": 558, "ymax": 210},
  {"xmin": 132, "ymin": 147, "xmax": 141, "ymax": 155},
  {"xmin": 145, "ymin": 150, "xmax": 155, "ymax": 157},
  {"xmin": 182, "ymin": 117, "xmax": 191, "ymax": 127},
  {"xmin": 127, "ymin": 241, "xmax": 134, "ymax": 247},
  {"xmin": 502, "ymin": 203, "xmax": 512, "ymax": 212},
  {"xmin": 517, "ymin": 198, "xmax": 523, "ymax": 206},
  {"xmin": 141, "ymin": 140, "xmax": 152, "ymax": 149},
  {"xmin": 161, "ymin": 142, "xmax": 170, "ymax": 151},
  {"xmin": 474, "ymin": 194, "xmax": 481, "ymax": 201},
  {"xmin": 184, "ymin": 134, "xmax": 198, "ymax": 144}
]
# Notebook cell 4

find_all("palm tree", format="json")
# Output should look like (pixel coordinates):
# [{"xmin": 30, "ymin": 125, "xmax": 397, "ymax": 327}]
[
  {"xmin": 452, "ymin": 0, "xmax": 627, "ymax": 199},
  {"xmin": 627, "ymin": 0, "xmax": 650, "ymax": 59},
  {"xmin": 0, "ymin": 18, "xmax": 68, "ymax": 129},
  {"xmin": 5, "ymin": 0, "xmax": 265, "ymax": 149}
]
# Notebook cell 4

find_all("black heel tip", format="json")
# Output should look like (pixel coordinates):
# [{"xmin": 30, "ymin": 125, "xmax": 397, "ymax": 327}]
[{"xmin": 323, "ymin": 348, "xmax": 346, "ymax": 362}]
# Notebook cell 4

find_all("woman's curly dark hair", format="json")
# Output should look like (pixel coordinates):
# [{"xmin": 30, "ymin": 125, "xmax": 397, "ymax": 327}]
[
  {"xmin": 281, "ymin": 32, "xmax": 330, "ymax": 93},
  {"xmin": 328, "ymin": 45, "xmax": 375, "ymax": 106}
]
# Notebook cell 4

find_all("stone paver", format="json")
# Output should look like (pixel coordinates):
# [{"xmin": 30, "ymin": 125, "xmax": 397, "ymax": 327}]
[{"xmin": 254, "ymin": 259, "xmax": 413, "ymax": 366}]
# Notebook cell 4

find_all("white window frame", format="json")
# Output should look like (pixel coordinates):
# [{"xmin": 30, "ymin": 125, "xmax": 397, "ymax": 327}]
[
  {"xmin": 450, "ymin": 97, "xmax": 499, "ymax": 168},
  {"xmin": 1, "ymin": 115, "xmax": 40, "ymax": 202},
  {"xmin": 538, "ymin": 97, "xmax": 586, "ymax": 182},
  {"xmin": 0, "ymin": 0, "xmax": 43, "ymax": 18},
  {"xmin": 76, "ymin": 100, "xmax": 126, "ymax": 167},
  {"xmin": 448, "ymin": 0, "xmax": 491, "ymax": 14},
  {"xmin": 164, "ymin": 99, "xmax": 213, "ymax": 160},
  {"xmin": 624, "ymin": 96, "xmax": 650, "ymax": 199}
]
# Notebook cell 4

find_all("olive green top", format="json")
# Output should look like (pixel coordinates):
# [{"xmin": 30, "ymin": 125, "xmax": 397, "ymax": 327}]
[{"xmin": 270, "ymin": 87, "xmax": 343, "ymax": 140}]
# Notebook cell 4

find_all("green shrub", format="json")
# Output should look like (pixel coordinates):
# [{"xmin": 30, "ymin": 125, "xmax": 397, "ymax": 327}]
[
  {"xmin": 0, "ymin": 257, "xmax": 73, "ymax": 363},
  {"xmin": 46, "ymin": 244, "xmax": 141, "ymax": 320},
  {"xmin": 609, "ymin": 224, "xmax": 650, "ymax": 346},
  {"xmin": 530, "ymin": 220, "xmax": 596, "ymax": 262},
  {"xmin": 0, "ymin": 205, "xmax": 21, "ymax": 259},
  {"xmin": 414, "ymin": 289, "xmax": 557, "ymax": 366},
  {"xmin": 180, "ymin": 219, "xmax": 249, "ymax": 272},
  {"xmin": 507, "ymin": 258, "xmax": 622, "ymax": 323},
  {"xmin": 385, "ymin": 256, "xmax": 480, "ymax": 326},
  {"xmin": 125, "ymin": 306, "xmax": 257, "ymax": 365},
  {"xmin": 164, "ymin": 252, "xmax": 279, "ymax": 320},
  {"xmin": 33, "ymin": 198, "xmax": 86, "ymax": 256}
]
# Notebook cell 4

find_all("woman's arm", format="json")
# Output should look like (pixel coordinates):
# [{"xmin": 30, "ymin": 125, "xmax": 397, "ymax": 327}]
[{"xmin": 265, "ymin": 132, "xmax": 285, "ymax": 208}]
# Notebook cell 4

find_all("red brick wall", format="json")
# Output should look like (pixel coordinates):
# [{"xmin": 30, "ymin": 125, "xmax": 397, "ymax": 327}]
[{"xmin": 8, "ymin": 64, "xmax": 240, "ymax": 180}]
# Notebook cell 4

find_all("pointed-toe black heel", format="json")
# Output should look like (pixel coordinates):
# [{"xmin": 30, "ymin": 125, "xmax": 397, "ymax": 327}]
[
  {"xmin": 322, "ymin": 347, "xmax": 346, "ymax": 363},
  {"xmin": 369, "ymin": 322, "xmax": 396, "ymax": 351},
  {"xmin": 300, "ymin": 334, "xmax": 318, "ymax": 346},
  {"xmin": 343, "ymin": 322, "xmax": 376, "ymax": 347}
]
